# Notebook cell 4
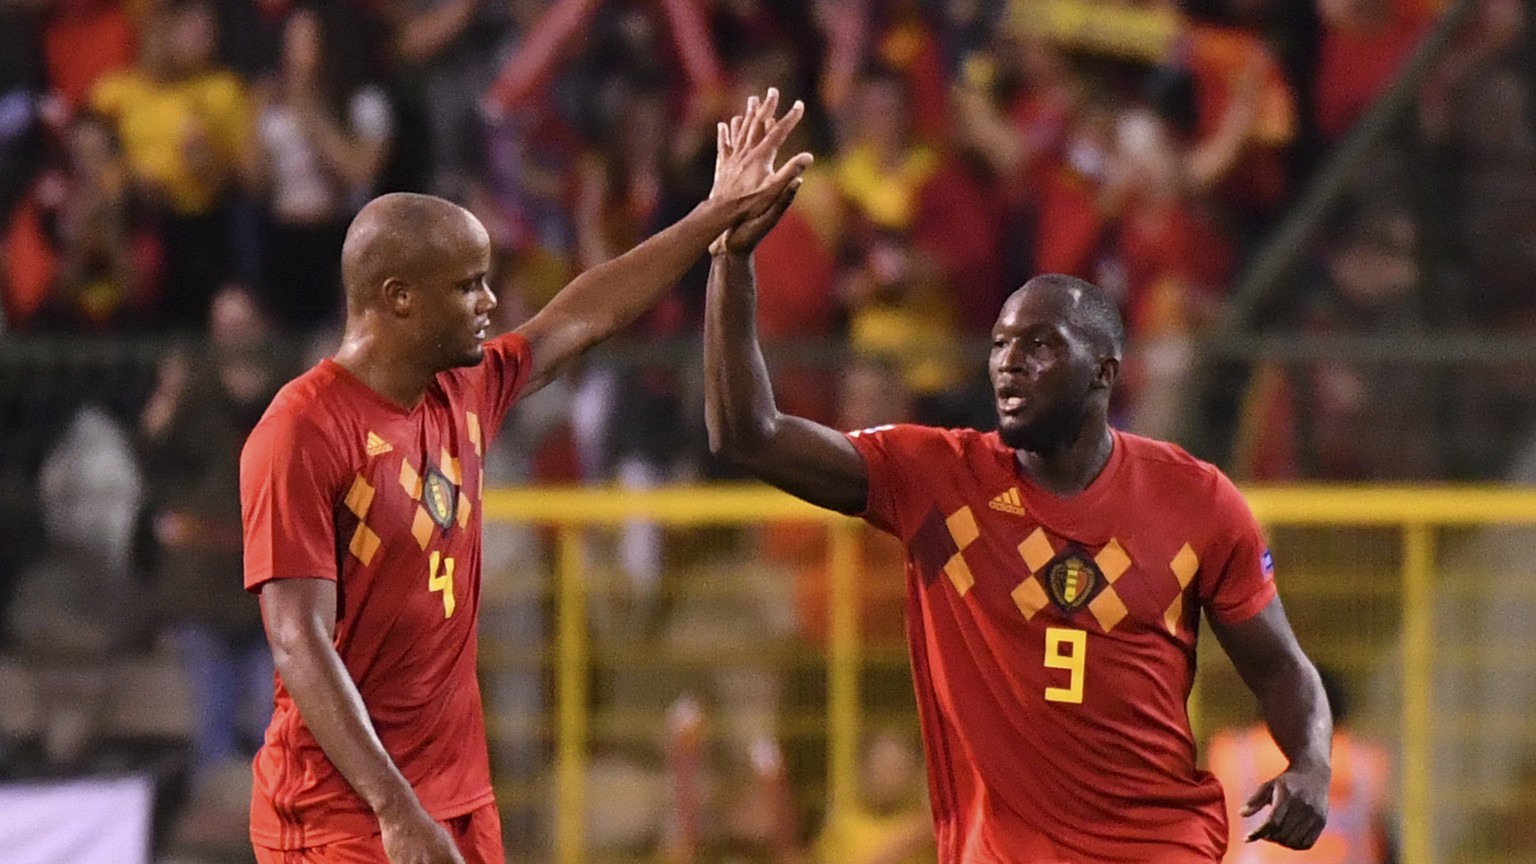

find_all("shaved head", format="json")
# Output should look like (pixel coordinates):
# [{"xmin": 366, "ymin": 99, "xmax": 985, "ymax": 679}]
[
  {"xmin": 341, "ymin": 192, "xmax": 487, "ymax": 313},
  {"xmin": 1008, "ymin": 274, "xmax": 1125, "ymax": 359}
]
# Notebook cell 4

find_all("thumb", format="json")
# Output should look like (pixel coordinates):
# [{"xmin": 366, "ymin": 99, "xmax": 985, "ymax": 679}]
[
  {"xmin": 764, "ymin": 176, "xmax": 802, "ymax": 218},
  {"xmin": 1241, "ymin": 779, "xmax": 1275, "ymax": 817}
]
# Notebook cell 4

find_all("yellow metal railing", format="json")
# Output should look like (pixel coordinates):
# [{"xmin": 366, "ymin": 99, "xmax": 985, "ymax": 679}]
[{"xmin": 483, "ymin": 484, "xmax": 1536, "ymax": 864}]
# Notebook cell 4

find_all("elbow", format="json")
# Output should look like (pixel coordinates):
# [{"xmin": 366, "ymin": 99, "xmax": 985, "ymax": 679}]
[
  {"xmin": 265, "ymin": 619, "xmax": 326, "ymax": 679},
  {"xmin": 707, "ymin": 412, "xmax": 777, "ymax": 465}
]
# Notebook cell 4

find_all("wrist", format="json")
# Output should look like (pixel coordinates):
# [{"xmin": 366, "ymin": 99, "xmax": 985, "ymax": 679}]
[
  {"xmin": 369, "ymin": 784, "xmax": 426, "ymax": 823},
  {"xmin": 710, "ymin": 245, "xmax": 752, "ymax": 262},
  {"xmin": 1289, "ymin": 753, "xmax": 1331, "ymax": 776},
  {"xmin": 695, "ymin": 196, "xmax": 742, "ymax": 233}
]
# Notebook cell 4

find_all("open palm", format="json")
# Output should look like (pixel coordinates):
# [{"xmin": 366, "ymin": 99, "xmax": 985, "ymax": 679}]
[{"xmin": 709, "ymin": 88, "xmax": 812, "ymax": 255}]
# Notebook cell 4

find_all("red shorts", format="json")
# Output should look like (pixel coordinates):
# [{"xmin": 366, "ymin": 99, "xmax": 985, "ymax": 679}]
[{"xmin": 253, "ymin": 803, "xmax": 503, "ymax": 864}]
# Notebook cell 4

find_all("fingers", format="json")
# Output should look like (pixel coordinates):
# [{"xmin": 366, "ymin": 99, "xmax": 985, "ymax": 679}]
[
  {"xmin": 755, "ymin": 97, "xmax": 805, "ymax": 155},
  {"xmin": 717, "ymin": 177, "xmax": 802, "ymax": 256},
  {"xmin": 1246, "ymin": 782, "xmax": 1290, "ymax": 843},
  {"xmin": 1240, "ymin": 779, "xmax": 1274, "ymax": 818},
  {"xmin": 1271, "ymin": 790, "xmax": 1327, "ymax": 849},
  {"xmin": 763, "ymin": 176, "xmax": 802, "ymax": 220},
  {"xmin": 1245, "ymin": 779, "xmax": 1327, "ymax": 850},
  {"xmin": 714, "ymin": 121, "xmax": 728, "ymax": 183},
  {"xmin": 764, "ymin": 151, "xmax": 814, "ymax": 193},
  {"xmin": 739, "ymin": 89, "xmax": 778, "ymax": 152}
]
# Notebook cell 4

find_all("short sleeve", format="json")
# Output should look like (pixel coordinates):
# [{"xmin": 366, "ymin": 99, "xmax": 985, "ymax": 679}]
[
  {"xmin": 843, "ymin": 424, "xmax": 943, "ymax": 540},
  {"xmin": 476, "ymin": 332, "xmax": 533, "ymax": 443},
  {"xmin": 240, "ymin": 410, "xmax": 349, "ymax": 591},
  {"xmin": 1196, "ymin": 469, "xmax": 1277, "ymax": 626}
]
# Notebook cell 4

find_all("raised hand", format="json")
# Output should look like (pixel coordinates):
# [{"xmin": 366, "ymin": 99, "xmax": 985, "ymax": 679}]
[{"xmin": 709, "ymin": 87, "xmax": 812, "ymax": 249}]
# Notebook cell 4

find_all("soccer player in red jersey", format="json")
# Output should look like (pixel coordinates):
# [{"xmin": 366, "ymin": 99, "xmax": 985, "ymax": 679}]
[
  {"xmin": 239, "ymin": 90, "xmax": 810, "ymax": 864},
  {"xmin": 702, "ymin": 125, "xmax": 1331, "ymax": 863}
]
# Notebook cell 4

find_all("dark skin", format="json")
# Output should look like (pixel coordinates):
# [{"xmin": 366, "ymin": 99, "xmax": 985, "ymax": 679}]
[
  {"xmin": 259, "ymin": 90, "xmax": 811, "ymax": 864},
  {"xmin": 703, "ymin": 129, "xmax": 1331, "ymax": 851}
]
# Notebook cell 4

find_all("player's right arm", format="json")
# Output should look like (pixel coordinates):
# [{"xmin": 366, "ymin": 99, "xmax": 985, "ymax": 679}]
[
  {"xmin": 241, "ymin": 412, "xmax": 462, "ymax": 864},
  {"xmin": 701, "ymin": 124, "xmax": 868, "ymax": 515},
  {"xmin": 260, "ymin": 580, "xmax": 463, "ymax": 864}
]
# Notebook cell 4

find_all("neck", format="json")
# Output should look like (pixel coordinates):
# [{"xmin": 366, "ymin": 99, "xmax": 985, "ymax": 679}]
[
  {"xmin": 332, "ymin": 326, "xmax": 435, "ymax": 409},
  {"xmin": 1015, "ymin": 421, "xmax": 1115, "ymax": 497}
]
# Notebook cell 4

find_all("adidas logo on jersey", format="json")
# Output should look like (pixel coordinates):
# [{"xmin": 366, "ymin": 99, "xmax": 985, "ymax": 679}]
[
  {"xmin": 366, "ymin": 432, "xmax": 393, "ymax": 456},
  {"xmin": 988, "ymin": 487, "xmax": 1026, "ymax": 516}
]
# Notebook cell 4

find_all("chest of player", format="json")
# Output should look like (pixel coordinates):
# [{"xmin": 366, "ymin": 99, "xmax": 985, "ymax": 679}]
[
  {"xmin": 331, "ymin": 402, "xmax": 486, "ymax": 621},
  {"xmin": 912, "ymin": 486, "xmax": 1203, "ymax": 641}
]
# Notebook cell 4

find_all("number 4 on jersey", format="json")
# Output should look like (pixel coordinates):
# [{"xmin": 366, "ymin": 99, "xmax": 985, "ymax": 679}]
[{"xmin": 428, "ymin": 551, "xmax": 456, "ymax": 619}]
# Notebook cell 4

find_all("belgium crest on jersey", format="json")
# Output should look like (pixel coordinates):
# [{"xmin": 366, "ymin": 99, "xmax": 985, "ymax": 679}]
[
  {"xmin": 422, "ymin": 466, "xmax": 458, "ymax": 530},
  {"xmin": 1044, "ymin": 548, "xmax": 1103, "ymax": 613}
]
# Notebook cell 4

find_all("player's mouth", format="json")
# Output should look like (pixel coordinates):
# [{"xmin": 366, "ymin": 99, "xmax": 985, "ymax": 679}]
[
  {"xmin": 996, "ymin": 385, "xmax": 1030, "ymax": 416},
  {"xmin": 473, "ymin": 319, "xmax": 490, "ymax": 341}
]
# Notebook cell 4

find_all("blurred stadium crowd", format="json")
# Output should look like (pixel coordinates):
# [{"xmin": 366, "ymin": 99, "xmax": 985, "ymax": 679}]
[{"xmin": 3, "ymin": 0, "xmax": 1536, "ymax": 861}]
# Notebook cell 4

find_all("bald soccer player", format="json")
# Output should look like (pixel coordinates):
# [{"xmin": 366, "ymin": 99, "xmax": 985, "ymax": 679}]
[
  {"xmin": 701, "ymin": 126, "xmax": 1332, "ymax": 864},
  {"xmin": 239, "ymin": 90, "xmax": 810, "ymax": 864}
]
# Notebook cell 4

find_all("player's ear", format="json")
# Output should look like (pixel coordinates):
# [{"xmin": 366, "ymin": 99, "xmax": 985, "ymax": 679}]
[
  {"xmin": 1094, "ymin": 356, "xmax": 1119, "ymax": 390},
  {"xmin": 383, "ymin": 277, "xmax": 412, "ymax": 318}
]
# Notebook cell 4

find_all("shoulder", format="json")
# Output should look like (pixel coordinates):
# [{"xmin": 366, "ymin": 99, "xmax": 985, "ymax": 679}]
[
  {"xmin": 847, "ymin": 423, "xmax": 989, "ymax": 458},
  {"xmin": 1116, "ymin": 431, "xmax": 1256, "ymax": 525},
  {"xmin": 438, "ymin": 332, "xmax": 531, "ymax": 393},
  {"xmin": 243, "ymin": 365, "xmax": 346, "ymax": 458},
  {"xmin": 847, "ymin": 425, "xmax": 1004, "ymax": 491},
  {"xmin": 1118, "ymin": 431, "xmax": 1230, "ymax": 492}
]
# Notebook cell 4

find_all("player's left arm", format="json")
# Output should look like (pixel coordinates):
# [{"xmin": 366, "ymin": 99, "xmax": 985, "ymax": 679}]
[
  {"xmin": 513, "ymin": 88, "xmax": 811, "ymax": 397},
  {"xmin": 1211, "ymin": 595, "xmax": 1332, "ymax": 850},
  {"xmin": 1201, "ymin": 468, "xmax": 1332, "ymax": 852}
]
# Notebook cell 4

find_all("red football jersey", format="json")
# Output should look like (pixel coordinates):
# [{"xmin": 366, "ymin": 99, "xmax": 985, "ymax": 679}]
[
  {"xmin": 240, "ymin": 334, "xmax": 531, "ymax": 849},
  {"xmin": 845, "ymin": 426, "xmax": 1277, "ymax": 864}
]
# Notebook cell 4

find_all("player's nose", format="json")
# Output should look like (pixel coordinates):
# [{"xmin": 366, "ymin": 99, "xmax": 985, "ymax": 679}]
[{"xmin": 477, "ymin": 284, "xmax": 498, "ymax": 313}]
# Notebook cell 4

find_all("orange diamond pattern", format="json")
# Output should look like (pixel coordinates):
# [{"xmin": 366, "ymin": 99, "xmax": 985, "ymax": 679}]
[
  {"xmin": 344, "ymin": 475, "xmax": 375, "ymax": 519},
  {"xmin": 1164, "ymin": 543, "xmax": 1200, "ymax": 634},
  {"xmin": 1096, "ymin": 539, "xmax": 1131, "ymax": 582},
  {"xmin": 1164, "ymin": 594, "xmax": 1185, "ymax": 635},
  {"xmin": 439, "ymin": 448, "xmax": 462, "ymax": 486},
  {"xmin": 944, "ymin": 506, "xmax": 979, "ymax": 595},
  {"xmin": 457, "ymin": 492, "xmax": 471, "ymax": 529},
  {"xmin": 1018, "ymin": 528, "xmax": 1054, "ymax": 572},
  {"xmin": 1088, "ymin": 587, "xmax": 1128, "ymax": 631},
  {"xmin": 1170, "ymin": 543, "xmax": 1198, "ymax": 588},
  {"xmin": 467, "ymin": 412, "xmax": 482, "ymax": 457},
  {"xmin": 1087, "ymin": 539, "xmax": 1133, "ymax": 630},
  {"xmin": 411, "ymin": 508, "xmax": 434, "ymax": 550},
  {"xmin": 400, "ymin": 460, "xmax": 423, "ymax": 500},
  {"xmin": 349, "ymin": 523, "xmax": 381, "ymax": 566},
  {"xmin": 1012, "ymin": 578, "xmax": 1050, "ymax": 620}
]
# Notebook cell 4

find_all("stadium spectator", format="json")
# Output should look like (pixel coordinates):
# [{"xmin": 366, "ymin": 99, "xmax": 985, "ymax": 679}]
[
  {"xmin": 1208, "ymin": 666, "xmax": 1393, "ymax": 864},
  {"xmin": 139, "ymin": 284, "xmax": 290, "ymax": 790},
  {"xmin": 1314, "ymin": 0, "xmax": 1435, "ymax": 140},
  {"xmin": 41, "ymin": 0, "xmax": 136, "ymax": 113},
  {"xmin": 5, "ymin": 405, "xmax": 148, "ymax": 770},
  {"xmin": 89, "ymin": 0, "xmax": 256, "ymax": 329},
  {"xmin": 3, "ymin": 111, "xmax": 157, "ymax": 331},
  {"xmin": 661, "ymin": 696, "xmax": 932, "ymax": 864},
  {"xmin": 252, "ymin": 3, "xmax": 393, "ymax": 332}
]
